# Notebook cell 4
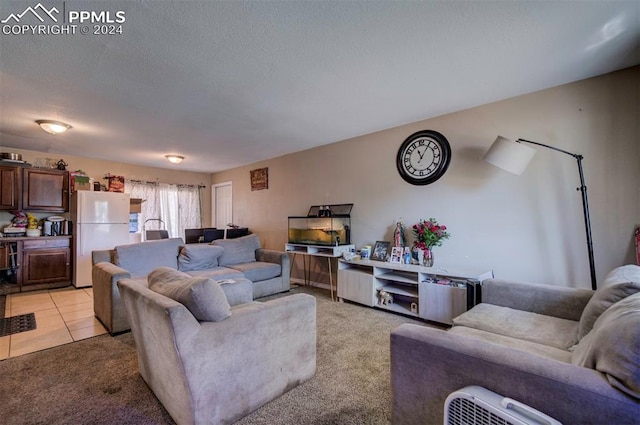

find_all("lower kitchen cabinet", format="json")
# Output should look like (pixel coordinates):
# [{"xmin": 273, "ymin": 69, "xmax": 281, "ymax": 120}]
[{"xmin": 14, "ymin": 237, "xmax": 72, "ymax": 292}]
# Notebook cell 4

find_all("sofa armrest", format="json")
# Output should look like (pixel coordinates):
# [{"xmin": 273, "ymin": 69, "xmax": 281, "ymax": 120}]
[
  {"xmin": 256, "ymin": 248, "xmax": 290, "ymax": 277},
  {"xmin": 390, "ymin": 324, "xmax": 638, "ymax": 425},
  {"xmin": 92, "ymin": 261, "xmax": 131, "ymax": 334},
  {"xmin": 481, "ymin": 278, "xmax": 593, "ymax": 321},
  {"xmin": 92, "ymin": 249, "xmax": 113, "ymax": 265}
]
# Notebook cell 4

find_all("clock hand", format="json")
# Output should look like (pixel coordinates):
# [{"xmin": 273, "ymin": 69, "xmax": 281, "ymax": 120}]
[{"xmin": 417, "ymin": 147, "xmax": 426, "ymax": 162}]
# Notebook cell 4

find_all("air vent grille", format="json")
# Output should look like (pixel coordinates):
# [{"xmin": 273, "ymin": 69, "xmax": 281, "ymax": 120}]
[{"xmin": 447, "ymin": 397, "xmax": 512, "ymax": 425}]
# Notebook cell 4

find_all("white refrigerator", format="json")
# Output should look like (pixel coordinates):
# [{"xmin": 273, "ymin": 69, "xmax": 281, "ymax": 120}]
[{"xmin": 72, "ymin": 191, "xmax": 130, "ymax": 288}]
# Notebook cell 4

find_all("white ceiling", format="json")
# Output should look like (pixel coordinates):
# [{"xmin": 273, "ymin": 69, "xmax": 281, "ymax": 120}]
[{"xmin": 1, "ymin": 1, "xmax": 638, "ymax": 173}]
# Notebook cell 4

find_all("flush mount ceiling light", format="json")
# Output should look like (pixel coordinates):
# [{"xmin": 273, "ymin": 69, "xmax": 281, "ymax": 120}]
[
  {"xmin": 165, "ymin": 155, "xmax": 185, "ymax": 164},
  {"xmin": 35, "ymin": 119, "xmax": 72, "ymax": 135}
]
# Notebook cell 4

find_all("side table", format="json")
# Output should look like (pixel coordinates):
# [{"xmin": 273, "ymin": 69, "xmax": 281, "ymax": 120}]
[{"xmin": 285, "ymin": 243, "xmax": 355, "ymax": 301}]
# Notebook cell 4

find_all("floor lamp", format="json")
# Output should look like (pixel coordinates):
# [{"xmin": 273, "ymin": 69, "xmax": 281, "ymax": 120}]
[{"xmin": 483, "ymin": 136, "xmax": 597, "ymax": 290}]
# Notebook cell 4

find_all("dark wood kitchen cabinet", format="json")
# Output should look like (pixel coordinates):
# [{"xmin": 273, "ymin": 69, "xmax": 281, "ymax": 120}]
[
  {"xmin": 21, "ymin": 238, "xmax": 71, "ymax": 289},
  {"xmin": 0, "ymin": 165, "xmax": 21, "ymax": 210},
  {"xmin": 22, "ymin": 168, "xmax": 69, "ymax": 212}
]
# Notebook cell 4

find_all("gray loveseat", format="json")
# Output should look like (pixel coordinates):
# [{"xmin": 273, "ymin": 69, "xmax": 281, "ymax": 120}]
[
  {"xmin": 118, "ymin": 267, "xmax": 316, "ymax": 425},
  {"xmin": 391, "ymin": 265, "xmax": 640, "ymax": 425},
  {"xmin": 92, "ymin": 234, "xmax": 290, "ymax": 334}
]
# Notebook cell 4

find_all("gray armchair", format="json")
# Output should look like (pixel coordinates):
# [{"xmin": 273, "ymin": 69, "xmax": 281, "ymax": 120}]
[{"xmin": 118, "ymin": 279, "xmax": 316, "ymax": 425}]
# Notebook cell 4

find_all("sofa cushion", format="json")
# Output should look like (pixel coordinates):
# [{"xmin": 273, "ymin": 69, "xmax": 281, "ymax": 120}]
[
  {"xmin": 213, "ymin": 234, "xmax": 260, "ymax": 266},
  {"xmin": 147, "ymin": 267, "xmax": 231, "ymax": 322},
  {"xmin": 452, "ymin": 303, "xmax": 579, "ymax": 349},
  {"xmin": 572, "ymin": 292, "xmax": 640, "ymax": 399},
  {"xmin": 577, "ymin": 265, "xmax": 640, "ymax": 341},
  {"xmin": 228, "ymin": 261, "xmax": 281, "ymax": 282},
  {"xmin": 448, "ymin": 326, "xmax": 572, "ymax": 363},
  {"xmin": 115, "ymin": 238, "xmax": 184, "ymax": 277},
  {"xmin": 185, "ymin": 267, "xmax": 244, "ymax": 280},
  {"xmin": 178, "ymin": 244, "xmax": 224, "ymax": 271}
]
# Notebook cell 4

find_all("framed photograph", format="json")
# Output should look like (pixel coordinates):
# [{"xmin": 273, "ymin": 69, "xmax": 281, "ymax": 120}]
[
  {"xmin": 371, "ymin": 241, "xmax": 391, "ymax": 261},
  {"xmin": 389, "ymin": 246, "xmax": 403, "ymax": 263}
]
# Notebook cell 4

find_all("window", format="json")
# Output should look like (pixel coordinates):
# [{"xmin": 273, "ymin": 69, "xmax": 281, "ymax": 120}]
[{"xmin": 126, "ymin": 180, "xmax": 202, "ymax": 240}]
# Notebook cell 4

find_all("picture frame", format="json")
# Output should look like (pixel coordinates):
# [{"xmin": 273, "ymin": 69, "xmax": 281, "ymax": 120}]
[
  {"xmin": 250, "ymin": 167, "xmax": 269, "ymax": 191},
  {"xmin": 371, "ymin": 241, "xmax": 391, "ymax": 261},
  {"xmin": 389, "ymin": 246, "xmax": 403, "ymax": 263}
]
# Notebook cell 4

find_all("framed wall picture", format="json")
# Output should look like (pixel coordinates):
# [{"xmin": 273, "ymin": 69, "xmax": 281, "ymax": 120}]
[
  {"xmin": 371, "ymin": 241, "xmax": 391, "ymax": 261},
  {"xmin": 390, "ymin": 246, "xmax": 403, "ymax": 263},
  {"xmin": 250, "ymin": 167, "xmax": 268, "ymax": 191}
]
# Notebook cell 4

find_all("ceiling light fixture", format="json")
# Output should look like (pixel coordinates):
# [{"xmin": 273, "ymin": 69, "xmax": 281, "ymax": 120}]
[
  {"xmin": 165, "ymin": 155, "xmax": 185, "ymax": 164},
  {"xmin": 36, "ymin": 119, "xmax": 72, "ymax": 135}
]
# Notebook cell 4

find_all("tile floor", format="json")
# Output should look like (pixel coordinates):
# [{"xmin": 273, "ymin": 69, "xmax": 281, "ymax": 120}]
[{"xmin": 0, "ymin": 286, "xmax": 107, "ymax": 360}]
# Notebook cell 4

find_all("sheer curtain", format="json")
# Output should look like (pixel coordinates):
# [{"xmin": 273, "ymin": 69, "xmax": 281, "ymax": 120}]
[{"xmin": 126, "ymin": 180, "xmax": 202, "ymax": 240}]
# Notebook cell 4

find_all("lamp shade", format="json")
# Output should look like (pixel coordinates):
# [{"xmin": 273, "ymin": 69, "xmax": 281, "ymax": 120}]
[{"xmin": 483, "ymin": 135, "xmax": 536, "ymax": 175}]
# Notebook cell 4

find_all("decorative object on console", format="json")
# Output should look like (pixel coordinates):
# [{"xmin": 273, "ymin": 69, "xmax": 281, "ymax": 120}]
[
  {"xmin": 412, "ymin": 217, "xmax": 450, "ymax": 267},
  {"xmin": 371, "ymin": 241, "xmax": 391, "ymax": 261},
  {"xmin": 390, "ymin": 246, "xmax": 403, "ymax": 263},
  {"xmin": 378, "ymin": 289, "xmax": 394, "ymax": 306},
  {"xmin": 484, "ymin": 135, "xmax": 597, "ymax": 290},
  {"xmin": 393, "ymin": 220, "xmax": 406, "ymax": 247},
  {"xmin": 396, "ymin": 130, "xmax": 452, "ymax": 185}
]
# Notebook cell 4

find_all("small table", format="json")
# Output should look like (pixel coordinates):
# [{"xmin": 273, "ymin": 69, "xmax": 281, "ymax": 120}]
[{"xmin": 285, "ymin": 243, "xmax": 355, "ymax": 301}]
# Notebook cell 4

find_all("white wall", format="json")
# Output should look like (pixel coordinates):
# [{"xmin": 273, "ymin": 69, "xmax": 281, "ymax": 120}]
[{"xmin": 212, "ymin": 67, "xmax": 639, "ymax": 288}]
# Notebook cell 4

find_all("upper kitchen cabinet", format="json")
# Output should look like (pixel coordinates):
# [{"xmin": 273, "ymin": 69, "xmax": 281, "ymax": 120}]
[
  {"xmin": 22, "ymin": 168, "xmax": 69, "ymax": 212},
  {"xmin": 0, "ymin": 165, "xmax": 21, "ymax": 210}
]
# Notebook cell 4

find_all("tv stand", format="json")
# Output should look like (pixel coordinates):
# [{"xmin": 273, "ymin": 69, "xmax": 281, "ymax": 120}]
[{"xmin": 337, "ymin": 259, "xmax": 493, "ymax": 325}]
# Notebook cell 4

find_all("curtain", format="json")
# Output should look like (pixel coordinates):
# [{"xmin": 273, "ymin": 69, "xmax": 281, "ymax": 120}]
[{"xmin": 126, "ymin": 180, "xmax": 202, "ymax": 240}]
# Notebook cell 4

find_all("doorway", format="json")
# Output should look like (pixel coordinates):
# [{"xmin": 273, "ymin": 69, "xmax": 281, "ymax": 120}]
[{"xmin": 212, "ymin": 182, "xmax": 232, "ymax": 229}]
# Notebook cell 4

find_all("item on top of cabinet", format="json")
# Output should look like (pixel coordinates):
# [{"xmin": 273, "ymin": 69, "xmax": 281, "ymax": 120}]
[
  {"xmin": 56, "ymin": 159, "xmax": 68, "ymax": 170},
  {"xmin": 26, "ymin": 229, "xmax": 40, "ymax": 237},
  {"xmin": 107, "ymin": 175, "xmax": 125, "ymax": 192}
]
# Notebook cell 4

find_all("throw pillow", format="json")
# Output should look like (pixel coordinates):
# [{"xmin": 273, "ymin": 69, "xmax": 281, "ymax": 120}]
[
  {"xmin": 148, "ymin": 267, "xmax": 231, "ymax": 322},
  {"xmin": 213, "ymin": 233, "xmax": 260, "ymax": 266},
  {"xmin": 115, "ymin": 238, "xmax": 184, "ymax": 276},
  {"xmin": 571, "ymin": 292, "xmax": 640, "ymax": 399},
  {"xmin": 178, "ymin": 244, "xmax": 224, "ymax": 271},
  {"xmin": 577, "ymin": 265, "xmax": 640, "ymax": 340}
]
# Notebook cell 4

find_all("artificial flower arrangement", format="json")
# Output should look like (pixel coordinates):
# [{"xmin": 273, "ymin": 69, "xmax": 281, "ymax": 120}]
[{"xmin": 412, "ymin": 217, "xmax": 450, "ymax": 251}]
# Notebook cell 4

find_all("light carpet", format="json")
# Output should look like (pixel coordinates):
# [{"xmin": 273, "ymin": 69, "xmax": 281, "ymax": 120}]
[{"xmin": 0, "ymin": 285, "xmax": 439, "ymax": 424}]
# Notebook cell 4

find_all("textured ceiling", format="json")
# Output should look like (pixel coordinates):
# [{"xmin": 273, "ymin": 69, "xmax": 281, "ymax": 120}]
[{"xmin": 1, "ymin": 0, "xmax": 638, "ymax": 173}]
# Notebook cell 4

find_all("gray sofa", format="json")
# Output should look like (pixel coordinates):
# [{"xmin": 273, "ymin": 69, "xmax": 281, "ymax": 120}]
[
  {"xmin": 92, "ymin": 234, "xmax": 290, "ymax": 334},
  {"xmin": 391, "ymin": 265, "xmax": 640, "ymax": 425},
  {"xmin": 118, "ymin": 267, "xmax": 316, "ymax": 425}
]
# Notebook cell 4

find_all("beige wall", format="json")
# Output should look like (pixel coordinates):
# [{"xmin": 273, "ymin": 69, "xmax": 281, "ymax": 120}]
[
  {"xmin": 212, "ymin": 67, "xmax": 640, "ymax": 288},
  {"xmin": 0, "ymin": 149, "xmax": 212, "ymax": 227}
]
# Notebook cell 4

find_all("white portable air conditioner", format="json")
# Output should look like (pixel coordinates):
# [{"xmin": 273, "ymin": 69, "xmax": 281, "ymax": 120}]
[{"xmin": 444, "ymin": 386, "xmax": 562, "ymax": 425}]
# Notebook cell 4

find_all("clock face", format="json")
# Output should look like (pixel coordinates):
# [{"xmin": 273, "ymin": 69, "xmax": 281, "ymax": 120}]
[{"xmin": 396, "ymin": 130, "xmax": 451, "ymax": 185}]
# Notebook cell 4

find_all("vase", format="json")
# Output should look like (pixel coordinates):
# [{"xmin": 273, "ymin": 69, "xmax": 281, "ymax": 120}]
[{"xmin": 423, "ymin": 248, "xmax": 434, "ymax": 267}]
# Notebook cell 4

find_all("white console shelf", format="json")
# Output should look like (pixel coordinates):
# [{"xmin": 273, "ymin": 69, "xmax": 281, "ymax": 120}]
[{"xmin": 338, "ymin": 259, "xmax": 493, "ymax": 325}]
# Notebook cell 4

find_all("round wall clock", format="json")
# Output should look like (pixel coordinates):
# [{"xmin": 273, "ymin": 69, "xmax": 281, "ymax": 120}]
[{"xmin": 396, "ymin": 130, "xmax": 452, "ymax": 185}]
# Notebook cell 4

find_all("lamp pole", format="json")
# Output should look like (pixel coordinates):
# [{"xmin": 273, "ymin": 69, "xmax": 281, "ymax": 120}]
[{"xmin": 517, "ymin": 139, "xmax": 597, "ymax": 290}]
